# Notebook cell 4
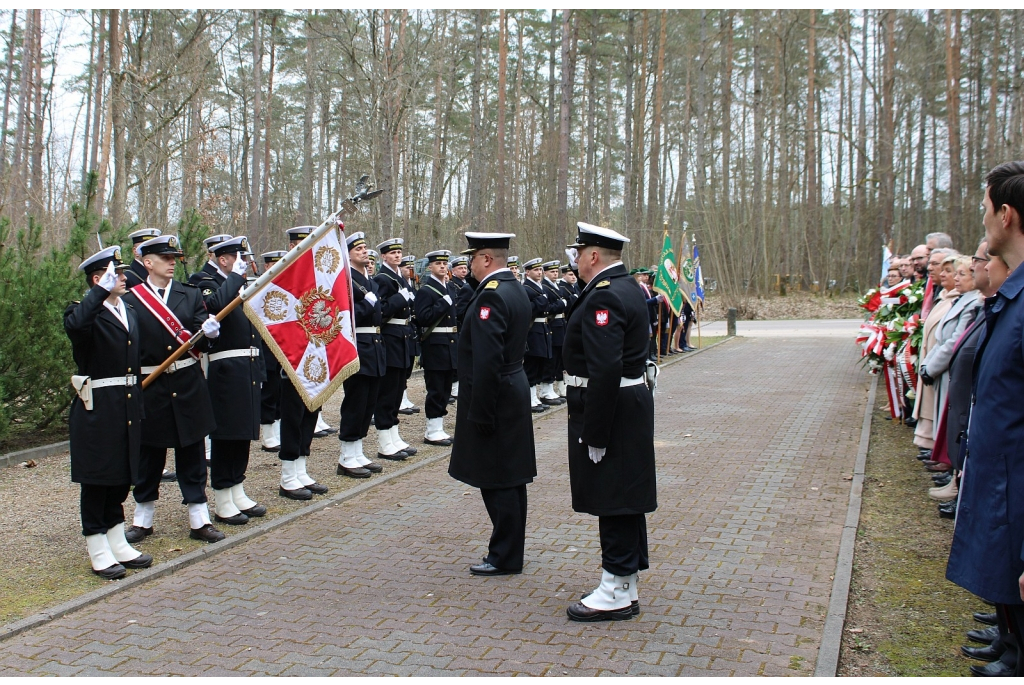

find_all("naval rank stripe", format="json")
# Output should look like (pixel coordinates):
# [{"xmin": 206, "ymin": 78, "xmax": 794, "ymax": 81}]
[{"xmin": 129, "ymin": 283, "xmax": 202, "ymax": 359}]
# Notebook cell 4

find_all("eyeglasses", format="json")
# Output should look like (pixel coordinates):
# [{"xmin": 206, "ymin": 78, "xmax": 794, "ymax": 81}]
[{"xmin": 971, "ymin": 256, "xmax": 990, "ymax": 264}]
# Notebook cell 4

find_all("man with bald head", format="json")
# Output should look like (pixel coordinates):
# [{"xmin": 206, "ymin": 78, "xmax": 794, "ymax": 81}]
[{"xmin": 910, "ymin": 245, "xmax": 930, "ymax": 281}]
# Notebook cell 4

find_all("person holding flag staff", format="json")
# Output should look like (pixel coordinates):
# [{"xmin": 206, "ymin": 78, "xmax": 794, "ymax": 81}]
[
  {"xmin": 190, "ymin": 236, "xmax": 268, "ymax": 525},
  {"xmin": 415, "ymin": 250, "xmax": 459, "ymax": 446},
  {"xmin": 336, "ymin": 232, "xmax": 385, "ymax": 478},
  {"xmin": 121, "ymin": 235, "xmax": 226, "ymax": 544},
  {"xmin": 65, "ymin": 247, "xmax": 153, "ymax": 579},
  {"xmin": 449, "ymin": 232, "xmax": 536, "ymax": 576},
  {"xmin": 373, "ymin": 239, "xmax": 419, "ymax": 460},
  {"xmin": 562, "ymin": 222, "xmax": 657, "ymax": 622}
]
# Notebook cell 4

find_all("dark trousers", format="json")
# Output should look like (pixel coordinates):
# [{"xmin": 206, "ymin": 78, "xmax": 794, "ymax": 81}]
[
  {"xmin": 339, "ymin": 373, "xmax": 380, "ymax": 442},
  {"xmin": 135, "ymin": 441, "xmax": 208, "ymax": 504},
  {"xmin": 374, "ymin": 366, "xmax": 406, "ymax": 430},
  {"xmin": 210, "ymin": 439, "xmax": 250, "ymax": 490},
  {"xmin": 524, "ymin": 356, "xmax": 546, "ymax": 386},
  {"xmin": 423, "ymin": 369, "xmax": 454, "ymax": 419},
  {"xmin": 543, "ymin": 347, "xmax": 562, "ymax": 383},
  {"xmin": 279, "ymin": 378, "xmax": 318, "ymax": 462},
  {"xmin": 995, "ymin": 603, "xmax": 1024, "ymax": 674},
  {"xmin": 481, "ymin": 485, "xmax": 528, "ymax": 572},
  {"xmin": 599, "ymin": 514, "xmax": 649, "ymax": 576},
  {"xmin": 260, "ymin": 369, "xmax": 281, "ymax": 424},
  {"xmin": 81, "ymin": 483, "xmax": 131, "ymax": 536}
]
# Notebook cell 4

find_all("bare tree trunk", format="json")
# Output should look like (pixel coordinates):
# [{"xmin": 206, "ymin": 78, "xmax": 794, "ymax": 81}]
[
  {"xmin": 108, "ymin": 10, "xmax": 127, "ymax": 229},
  {"xmin": 495, "ymin": 9, "xmax": 507, "ymax": 232},
  {"xmin": 878, "ymin": 10, "xmax": 895, "ymax": 249},
  {"xmin": 467, "ymin": 9, "xmax": 485, "ymax": 226},
  {"xmin": 601, "ymin": 50, "xmax": 612, "ymax": 222},
  {"xmin": 752, "ymin": 11, "xmax": 765, "ymax": 288},
  {"xmin": 261, "ymin": 14, "xmax": 276, "ymax": 232},
  {"xmin": 623, "ymin": 11, "xmax": 634, "ymax": 232},
  {"xmin": 720, "ymin": 10, "xmax": 733, "ymax": 225},
  {"xmin": 645, "ymin": 10, "xmax": 666, "ymax": 236},
  {"xmin": 805, "ymin": 10, "xmax": 818, "ymax": 282},
  {"xmin": 300, "ymin": 12, "xmax": 314, "ymax": 219},
  {"xmin": 945, "ymin": 9, "xmax": 963, "ymax": 237},
  {"xmin": 78, "ymin": 10, "xmax": 93, "ymax": 190},
  {"xmin": 29, "ymin": 9, "xmax": 44, "ymax": 219},
  {"xmin": 8, "ymin": 8, "xmax": 33, "ymax": 216},
  {"xmin": 249, "ymin": 10, "xmax": 263, "ymax": 236},
  {"xmin": 555, "ymin": 10, "xmax": 577, "ymax": 247},
  {"xmin": 987, "ymin": 13, "xmax": 1001, "ymax": 170}
]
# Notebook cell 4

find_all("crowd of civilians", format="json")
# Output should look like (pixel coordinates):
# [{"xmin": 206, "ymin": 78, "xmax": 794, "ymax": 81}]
[{"xmin": 884, "ymin": 162, "xmax": 1024, "ymax": 677}]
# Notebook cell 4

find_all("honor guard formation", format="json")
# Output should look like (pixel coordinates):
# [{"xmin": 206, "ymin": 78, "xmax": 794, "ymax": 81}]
[{"xmin": 65, "ymin": 220, "xmax": 658, "ymax": 622}]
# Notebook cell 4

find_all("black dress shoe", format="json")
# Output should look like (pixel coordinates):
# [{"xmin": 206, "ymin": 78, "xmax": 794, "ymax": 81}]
[
  {"xmin": 967, "ymin": 625, "xmax": 1000, "ymax": 644},
  {"xmin": 279, "ymin": 486, "xmax": 312, "ymax": 500},
  {"xmin": 304, "ymin": 481, "xmax": 329, "ymax": 494},
  {"xmin": 399, "ymin": 445, "xmax": 417, "ymax": 456},
  {"xmin": 189, "ymin": 524, "xmax": 225, "ymax": 543},
  {"xmin": 566, "ymin": 602, "xmax": 634, "ymax": 622},
  {"xmin": 469, "ymin": 561, "xmax": 520, "ymax": 576},
  {"xmin": 214, "ymin": 512, "xmax": 250, "ymax": 525},
  {"xmin": 124, "ymin": 525, "xmax": 153, "ymax": 544},
  {"xmin": 904, "ymin": 418, "xmax": 918, "ymax": 428},
  {"xmin": 932, "ymin": 473, "xmax": 953, "ymax": 485},
  {"xmin": 970, "ymin": 660, "xmax": 1016, "ymax": 677},
  {"xmin": 240, "ymin": 504, "xmax": 267, "ymax": 517},
  {"xmin": 261, "ymin": 445, "xmax": 281, "ymax": 453},
  {"xmin": 398, "ymin": 407, "xmax": 416, "ymax": 415},
  {"xmin": 541, "ymin": 397, "xmax": 565, "ymax": 405},
  {"xmin": 531, "ymin": 404, "xmax": 548, "ymax": 413},
  {"xmin": 424, "ymin": 437, "xmax": 453, "ymax": 446},
  {"xmin": 324, "ymin": 427, "xmax": 338, "ymax": 435},
  {"xmin": 378, "ymin": 451, "xmax": 408, "ymax": 461},
  {"xmin": 581, "ymin": 591, "xmax": 640, "ymax": 616},
  {"xmin": 121, "ymin": 553, "xmax": 153, "ymax": 569},
  {"xmin": 93, "ymin": 563, "xmax": 127, "ymax": 580},
  {"xmin": 961, "ymin": 642, "xmax": 1005, "ymax": 662},
  {"xmin": 161, "ymin": 470, "xmax": 177, "ymax": 482},
  {"xmin": 363, "ymin": 461, "xmax": 383, "ymax": 473},
  {"xmin": 974, "ymin": 612, "xmax": 998, "ymax": 626},
  {"xmin": 337, "ymin": 464, "xmax": 371, "ymax": 478},
  {"xmin": 938, "ymin": 505, "xmax": 955, "ymax": 520},
  {"xmin": 448, "ymin": 397, "xmax": 457, "ymax": 405},
  {"xmin": 313, "ymin": 430, "xmax": 329, "ymax": 438}
]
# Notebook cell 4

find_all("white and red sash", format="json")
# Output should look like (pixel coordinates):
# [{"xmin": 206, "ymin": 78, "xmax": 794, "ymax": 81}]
[{"xmin": 130, "ymin": 283, "xmax": 202, "ymax": 359}]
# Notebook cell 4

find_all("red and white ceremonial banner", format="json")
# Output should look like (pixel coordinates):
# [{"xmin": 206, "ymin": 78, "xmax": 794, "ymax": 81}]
[{"xmin": 243, "ymin": 227, "xmax": 359, "ymax": 410}]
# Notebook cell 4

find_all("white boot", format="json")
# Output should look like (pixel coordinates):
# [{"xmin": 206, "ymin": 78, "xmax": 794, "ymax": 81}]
[
  {"xmin": 338, "ymin": 441, "xmax": 363, "ymax": 469},
  {"xmin": 86, "ymin": 533, "xmax": 121, "ymax": 574},
  {"xmin": 133, "ymin": 500, "xmax": 155, "ymax": 529},
  {"xmin": 213, "ymin": 488, "xmax": 243, "ymax": 519},
  {"xmin": 451, "ymin": 381, "xmax": 459, "ymax": 398},
  {"xmin": 315, "ymin": 411, "xmax": 333, "ymax": 434},
  {"xmin": 188, "ymin": 502, "xmax": 212, "ymax": 529},
  {"xmin": 580, "ymin": 570, "xmax": 632, "ymax": 611},
  {"xmin": 556, "ymin": 380, "xmax": 567, "ymax": 397},
  {"xmin": 390, "ymin": 425, "xmax": 415, "ymax": 454},
  {"xmin": 280, "ymin": 460, "xmax": 305, "ymax": 491},
  {"xmin": 295, "ymin": 456, "xmax": 316, "ymax": 487},
  {"xmin": 105, "ymin": 523, "xmax": 146, "ymax": 564},
  {"xmin": 353, "ymin": 438, "xmax": 372, "ymax": 467},
  {"xmin": 424, "ymin": 417, "xmax": 452, "ymax": 444},
  {"xmin": 376, "ymin": 427, "xmax": 406, "ymax": 459},
  {"xmin": 628, "ymin": 573, "xmax": 639, "ymax": 603},
  {"xmin": 230, "ymin": 483, "xmax": 260, "ymax": 512},
  {"xmin": 260, "ymin": 423, "xmax": 280, "ymax": 450},
  {"xmin": 205, "ymin": 435, "xmax": 212, "ymax": 461},
  {"xmin": 530, "ymin": 386, "xmax": 542, "ymax": 407},
  {"xmin": 539, "ymin": 382, "xmax": 556, "ymax": 400},
  {"xmin": 400, "ymin": 391, "xmax": 416, "ymax": 410},
  {"xmin": 272, "ymin": 419, "xmax": 282, "ymax": 445}
]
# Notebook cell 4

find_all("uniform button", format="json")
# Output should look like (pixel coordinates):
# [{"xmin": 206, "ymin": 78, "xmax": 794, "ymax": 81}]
[
  {"xmin": 167, "ymin": 345, "xmax": 172, "ymax": 351},
  {"xmin": 172, "ymin": 392, "xmax": 177, "ymax": 398},
  {"xmin": 252, "ymin": 381, "xmax": 256, "ymax": 386},
  {"xmin": 128, "ymin": 341, "xmax": 131, "ymax": 345},
  {"xmin": 127, "ymin": 394, "xmax": 132, "ymax": 399},
  {"xmin": 127, "ymin": 368, "xmax": 132, "ymax": 373},
  {"xmin": 128, "ymin": 420, "xmax": 132, "ymax": 426}
]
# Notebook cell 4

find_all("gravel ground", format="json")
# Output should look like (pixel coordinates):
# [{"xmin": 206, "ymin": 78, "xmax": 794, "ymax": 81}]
[{"xmin": 0, "ymin": 372, "xmax": 458, "ymax": 626}]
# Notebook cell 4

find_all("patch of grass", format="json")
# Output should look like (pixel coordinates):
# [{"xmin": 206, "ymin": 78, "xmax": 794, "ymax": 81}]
[{"xmin": 838, "ymin": 406, "xmax": 978, "ymax": 676}]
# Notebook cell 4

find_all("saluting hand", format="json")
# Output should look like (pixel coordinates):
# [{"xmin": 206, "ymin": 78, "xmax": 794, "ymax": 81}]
[
  {"xmin": 231, "ymin": 255, "xmax": 248, "ymax": 276},
  {"xmin": 98, "ymin": 261, "xmax": 119, "ymax": 292}
]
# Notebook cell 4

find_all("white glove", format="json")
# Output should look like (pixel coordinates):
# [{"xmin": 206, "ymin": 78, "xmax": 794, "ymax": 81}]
[
  {"xmin": 401, "ymin": 288, "xmax": 414, "ymax": 301},
  {"xmin": 201, "ymin": 315, "xmax": 221, "ymax": 339},
  {"xmin": 97, "ymin": 261, "xmax": 119, "ymax": 292},
  {"xmin": 588, "ymin": 446, "xmax": 606, "ymax": 464},
  {"xmin": 231, "ymin": 255, "xmax": 248, "ymax": 275},
  {"xmin": 561, "ymin": 298, "xmax": 567, "ymax": 306},
  {"xmin": 442, "ymin": 294, "xmax": 453, "ymax": 305},
  {"xmin": 364, "ymin": 291, "xmax": 378, "ymax": 306},
  {"xmin": 565, "ymin": 248, "xmax": 578, "ymax": 269}
]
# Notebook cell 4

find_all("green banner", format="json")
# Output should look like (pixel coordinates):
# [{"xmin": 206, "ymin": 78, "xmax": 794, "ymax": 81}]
[{"xmin": 654, "ymin": 232, "xmax": 684, "ymax": 316}]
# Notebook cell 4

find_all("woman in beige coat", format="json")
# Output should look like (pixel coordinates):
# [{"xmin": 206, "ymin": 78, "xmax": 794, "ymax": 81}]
[{"xmin": 912, "ymin": 251, "xmax": 959, "ymax": 451}]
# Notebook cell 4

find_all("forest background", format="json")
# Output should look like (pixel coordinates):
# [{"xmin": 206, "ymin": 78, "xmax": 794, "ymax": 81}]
[{"xmin": 0, "ymin": 8, "xmax": 1017, "ymax": 440}]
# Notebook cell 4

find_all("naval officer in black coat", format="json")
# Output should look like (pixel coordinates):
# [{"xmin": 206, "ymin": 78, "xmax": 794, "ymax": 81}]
[
  {"xmin": 540, "ymin": 260, "xmax": 568, "ymax": 404},
  {"xmin": 336, "ymin": 232, "xmax": 386, "ymax": 478},
  {"xmin": 65, "ymin": 247, "xmax": 152, "ymax": 579},
  {"xmin": 258, "ymin": 250, "xmax": 286, "ymax": 452},
  {"xmin": 561, "ymin": 222, "xmax": 657, "ymax": 622},
  {"xmin": 121, "ymin": 235, "xmax": 226, "ymax": 544},
  {"xmin": 449, "ymin": 232, "xmax": 536, "ymax": 576},
  {"xmin": 415, "ymin": 250, "xmax": 459, "ymax": 446},
  {"xmin": 190, "ymin": 236, "xmax": 268, "ymax": 525},
  {"xmin": 123, "ymin": 228, "xmax": 162, "ymax": 288}
]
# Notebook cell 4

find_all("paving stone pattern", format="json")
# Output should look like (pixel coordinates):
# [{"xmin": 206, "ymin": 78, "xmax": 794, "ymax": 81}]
[{"xmin": 0, "ymin": 336, "xmax": 868, "ymax": 676}]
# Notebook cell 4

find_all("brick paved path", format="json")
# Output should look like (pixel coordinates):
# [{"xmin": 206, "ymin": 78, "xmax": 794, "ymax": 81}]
[{"xmin": 0, "ymin": 336, "xmax": 868, "ymax": 676}]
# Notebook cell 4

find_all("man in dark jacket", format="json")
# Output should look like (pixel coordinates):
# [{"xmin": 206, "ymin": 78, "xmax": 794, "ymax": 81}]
[
  {"xmin": 448, "ymin": 255, "xmax": 469, "ymax": 401},
  {"xmin": 539, "ymin": 260, "xmax": 568, "ymax": 405},
  {"xmin": 946, "ymin": 162, "xmax": 1024, "ymax": 676},
  {"xmin": 449, "ymin": 232, "xmax": 536, "ymax": 576},
  {"xmin": 522, "ymin": 258, "xmax": 553, "ymax": 412},
  {"xmin": 258, "ymin": 250, "xmax": 286, "ymax": 452},
  {"xmin": 66, "ymin": 247, "xmax": 152, "ymax": 578},
  {"xmin": 190, "ymin": 236, "xmax": 268, "ymax": 525},
  {"xmin": 562, "ymin": 222, "xmax": 657, "ymax": 622},
  {"xmin": 336, "ymin": 232, "xmax": 385, "ymax": 478},
  {"xmin": 122, "ymin": 235, "xmax": 225, "ymax": 543},
  {"xmin": 123, "ymin": 228, "xmax": 162, "ymax": 288},
  {"xmin": 415, "ymin": 250, "xmax": 459, "ymax": 446}
]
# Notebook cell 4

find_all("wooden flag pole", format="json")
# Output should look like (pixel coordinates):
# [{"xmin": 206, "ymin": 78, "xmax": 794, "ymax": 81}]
[{"xmin": 656, "ymin": 298, "xmax": 663, "ymax": 363}]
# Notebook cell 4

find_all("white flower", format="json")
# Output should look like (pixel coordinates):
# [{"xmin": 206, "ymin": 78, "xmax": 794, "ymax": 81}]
[
  {"xmin": 884, "ymin": 343, "xmax": 896, "ymax": 361},
  {"xmin": 907, "ymin": 295, "xmax": 918, "ymax": 303},
  {"xmin": 906, "ymin": 389, "xmax": 917, "ymax": 400}
]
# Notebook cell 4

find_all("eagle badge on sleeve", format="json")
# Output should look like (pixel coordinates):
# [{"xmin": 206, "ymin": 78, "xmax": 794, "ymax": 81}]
[
  {"xmin": 595, "ymin": 310, "xmax": 609, "ymax": 326},
  {"xmin": 479, "ymin": 306, "xmax": 491, "ymax": 320}
]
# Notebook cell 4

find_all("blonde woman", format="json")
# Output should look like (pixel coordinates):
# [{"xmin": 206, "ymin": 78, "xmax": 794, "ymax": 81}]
[{"xmin": 912, "ymin": 249, "xmax": 959, "ymax": 454}]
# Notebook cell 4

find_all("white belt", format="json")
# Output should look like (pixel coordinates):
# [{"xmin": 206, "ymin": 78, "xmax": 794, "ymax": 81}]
[
  {"xmin": 91, "ymin": 374, "xmax": 137, "ymax": 389},
  {"xmin": 385, "ymin": 318, "xmax": 409, "ymax": 326},
  {"xmin": 141, "ymin": 357, "xmax": 198, "ymax": 375},
  {"xmin": 431, "ymin": 327, "xmax": 457, "ymax": 334},
  {"xmin": 553, "ymin": 314, "xmax": 564, "ymax": 319},
  {"xmin": 208, "ymin": 347, "xmax": 260, "ymax": 362},
  {"xmin": 563, "ymin": 373, "xmax": 645, "ymax": 389},
  {"xmin": 533, "ymin": 318, "xmax": 547, "ymax": 324},
  {"xmin": 355, "ymin": 326, "xmax": 380, "ymax": 334}
]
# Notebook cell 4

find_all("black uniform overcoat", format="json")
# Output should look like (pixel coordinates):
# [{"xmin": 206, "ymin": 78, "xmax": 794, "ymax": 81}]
[
  {"xmin": 414, "ymin": 276, "xmax": 458, "ymax": 370},
  {"xmin": 374, "ymin": 263, "xmax": 415, "ymax": 369},
  {"xmin": 562, "ymin": 263, "xmax": 657, "ymax": 516},
  {"xmin": 351, "ymin": 267, "xmax": 387, "ymax": 377},
  {"xmin": 559, "ymin": 279, "xmax": 580, "ymax": 310},
  {"xmin": 192, "ymin": 267, "xmax": 266, "ymax": 441},
  {"xmin": 122, "ymin": 280, "xmax": 216, "ymax": 448},
  {"xmin": 455, "ymin": 278, "xmax": 476, "ymax": 327},
  {"xmin": 64, "ymin": 286, "xmax": 143, "ymax": 486},
  {"xmin": 449, "ymin": 270, "xmax": 536, "ymax": 489},
  {"xmin": 124, "ymin": 259, "xmax": 148, "ymax": 289},
  {"xmin": 523, "ymin": 278, "xmax": 552, "ymax": 358},
  {"xmin": 543, "ymin": 278, "xmax": 567, "ymax": 346}
]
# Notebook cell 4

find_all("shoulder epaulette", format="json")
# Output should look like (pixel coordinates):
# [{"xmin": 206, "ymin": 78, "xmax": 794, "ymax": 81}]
[
  {"xmin": 484, "ymin": 280, "xmax": 500, "ymax": 290},
  {"xmin": 595, "ymin": 280, "xmax": 611, "ymax": 288}
]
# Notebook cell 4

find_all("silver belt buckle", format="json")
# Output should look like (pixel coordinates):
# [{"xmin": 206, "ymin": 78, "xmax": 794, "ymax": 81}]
[{"xmin": 125, "ymin": 374, "xmax": 136, "ymax": 387}]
